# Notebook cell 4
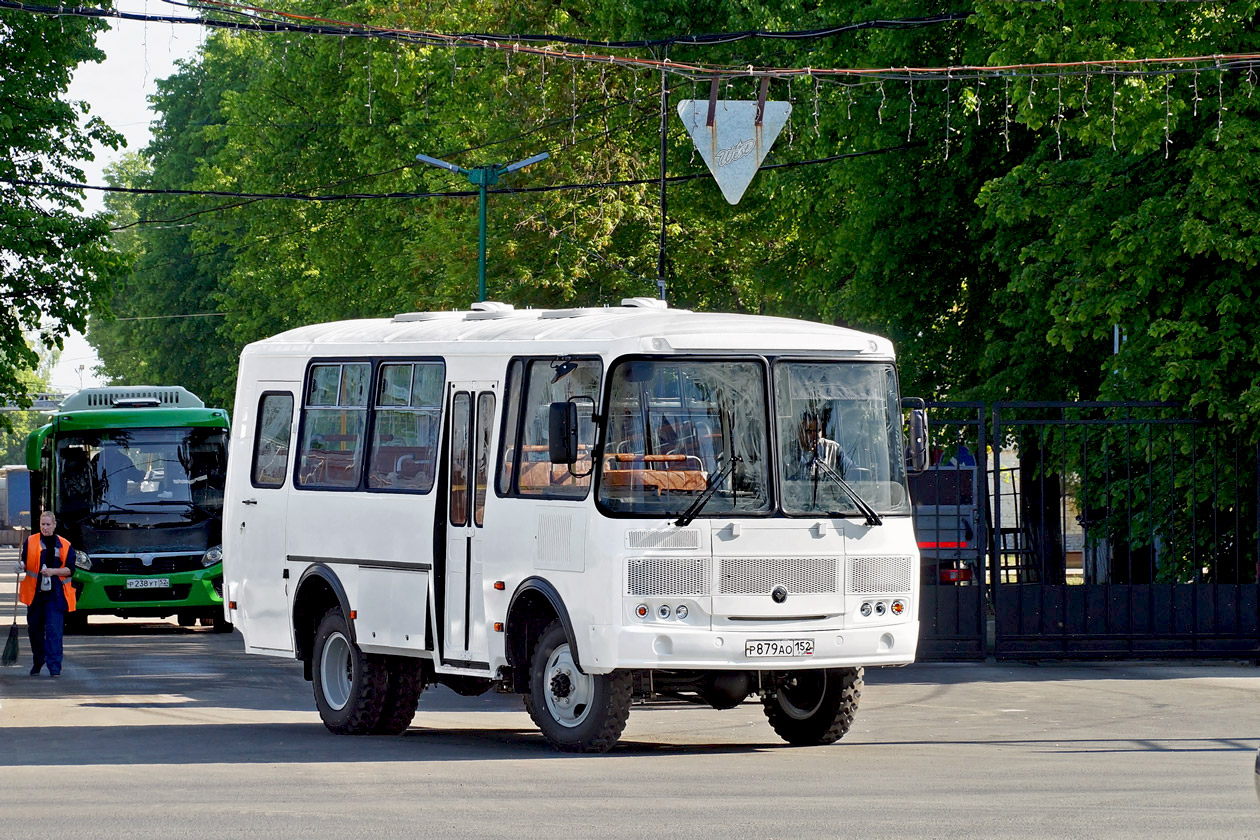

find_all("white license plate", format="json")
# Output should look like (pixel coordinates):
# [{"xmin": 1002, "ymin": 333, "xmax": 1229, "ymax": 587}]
[
  {"xmin": 745, "ymin": 639, "xmax": 814, "ymax": 658},
  {"xmin": 125, "ymin": 578, "xmax": 170, "ymax": 589}
]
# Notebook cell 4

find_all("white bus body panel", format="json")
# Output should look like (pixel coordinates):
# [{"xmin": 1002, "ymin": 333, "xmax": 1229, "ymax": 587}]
[{"xmin": 224, "ymin": 306, "xmax": 918, "ymax": 676}]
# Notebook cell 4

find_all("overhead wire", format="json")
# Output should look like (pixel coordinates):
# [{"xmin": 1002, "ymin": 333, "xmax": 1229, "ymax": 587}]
[
  {"xmin": 2, "ymin": 143, "xmax": 919, "ymax": 206},
  {"xmin": 6, "ymin": 0, "xmax": 1252, "ymax": 83}
]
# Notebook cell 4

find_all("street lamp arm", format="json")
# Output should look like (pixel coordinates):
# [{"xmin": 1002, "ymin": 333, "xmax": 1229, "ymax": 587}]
[
  {"xmin": 414, "ymin": 153, "xmax": 465, "ymax": 174},
  {"xmin": 502, "ymin": 151, "xmax": 550, "ymax": 174}
]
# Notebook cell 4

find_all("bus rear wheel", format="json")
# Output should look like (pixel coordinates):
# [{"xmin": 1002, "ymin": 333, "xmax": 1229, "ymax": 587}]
[
  {"xmin": 371, "ymin": 656, "xmax": 426, "ymax": 735},
  {"xmin": 526, "ymin": 621, "xmax": 631, "ymax": 753},
  {"xmin": 762, "ymin": 667, "xmax": 862, "ymax": 746},
  {"xmin": 312, "ymin": 607, "xmax": 388, "ymax": 735}
]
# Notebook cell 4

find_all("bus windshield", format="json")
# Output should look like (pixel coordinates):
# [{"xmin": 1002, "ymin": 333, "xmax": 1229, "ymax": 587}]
[
  {"xmin": 774, "ymin": 361, "xmax": 910, "ymax": 516},
  {"xmin": 598, "ymin": 359, "xmax": 771, "ymax": 517},
  {"xmin": 56, "ymin": 428, "xmax": 228, "ymax": 524}
]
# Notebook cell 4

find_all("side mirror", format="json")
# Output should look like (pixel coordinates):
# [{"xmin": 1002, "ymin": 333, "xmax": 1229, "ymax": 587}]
[
  {"xmin": 906, "ymin": 407, "xmax": 930, "ymax": 473},
  {"xmin": 548, "ymin": 401, "xmax": 579, "ymax": 464}
]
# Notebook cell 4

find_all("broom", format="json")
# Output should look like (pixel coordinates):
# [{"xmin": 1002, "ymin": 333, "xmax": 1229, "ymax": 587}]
[{"xmin": 2, "ymin": 569, "xmax": 20, "ymax": 666}]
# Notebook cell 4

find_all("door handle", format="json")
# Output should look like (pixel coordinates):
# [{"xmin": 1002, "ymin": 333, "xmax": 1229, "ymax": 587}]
[{"xmin": 242, "ymin": 499, "xmax": 258, "ymax": 505}]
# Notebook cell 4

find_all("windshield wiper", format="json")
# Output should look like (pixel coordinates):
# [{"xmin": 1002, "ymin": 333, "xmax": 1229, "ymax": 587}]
[
  {"xmin": 808, "ymin": 454, "xmax": 883, "ymax": 526},
  {"xmin": 674, "ymin": 455, "xmax": 742, "ymax": 527}
]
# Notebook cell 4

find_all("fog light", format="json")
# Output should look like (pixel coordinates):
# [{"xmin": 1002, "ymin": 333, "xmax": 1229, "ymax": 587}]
[
  {"xmin": 874, "ymin": 601, "xmax": 887, "ymax": 616},
  {"xmin": 657, "ymin": 604, "xmax": 671, "ymax": 619},
  {"xmin": 860, "ymin": 602, "xmax": 872, "ymax": 617},
  {"xmin": 891, "ymin": 600, "xmax": 906, "ymax": 616},
  {"xmin": 636, "ymin": 604, "xmax": 648, "ymax": 619},
  {"xmin": 675, "ymin": 604, "xmax": 688, "ymax": 620}
]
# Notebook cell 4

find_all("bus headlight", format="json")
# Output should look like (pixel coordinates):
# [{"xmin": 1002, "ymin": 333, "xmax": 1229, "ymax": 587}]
[
  {"xmin": 75, "ymin": 552, "xmax": 92, "ymax": 570},
  {"xmin": 201, "ymin": 545, "xmax": 223, "ymax": 567}
]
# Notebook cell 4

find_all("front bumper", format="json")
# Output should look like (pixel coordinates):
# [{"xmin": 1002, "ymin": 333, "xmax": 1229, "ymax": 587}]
[
  {"xmin": 72, "ymin": 563, "xmax": 224, "ymax": 614},
  {"xmin": 581, "ymin": 620, "xmax": 919, "ymax": 673}
]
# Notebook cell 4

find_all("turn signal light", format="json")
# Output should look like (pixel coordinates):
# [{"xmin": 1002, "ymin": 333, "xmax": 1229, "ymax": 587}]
[
  {"xmin": 228, "ymin": 601, "xmax": 237, "ymax": 610},
  {"xmin": 891, "ymin": 600, "xmax": 906, "ymax": 616},
  {"xmin": 636, "ymin": 604, "xmax": 649, "ymax": 618},
  {"xmin": 493, "ymin": 622, "xmax": 504, "ymax": 632},
  {"xmin": 493, "ymin": 581, "xmax": 505, "ymax": 591},
  {"xmin": 349, "ymin": 610, "xmax": 357, "ymax": 620}
]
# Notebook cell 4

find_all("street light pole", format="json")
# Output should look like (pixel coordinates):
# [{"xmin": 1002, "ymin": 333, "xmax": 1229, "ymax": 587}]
[{"xmin": 415, "ymin": 151, "xmax": 550, "ymax": 302}]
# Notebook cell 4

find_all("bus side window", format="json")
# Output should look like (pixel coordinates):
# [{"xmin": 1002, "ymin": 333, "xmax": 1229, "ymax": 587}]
[
  {"xmin": 510, "ymin": 357, "xmax": 601, "ymax": 499},
  {"xmin": 368, "ymin": 361, "xmax": 444, "ymax": 493},
  {"xmin": 496, "ymin": 359, "xmax": 524, "ymax": 496},
  {"xmin": 252, "ymin": 392, "xmax": 294, "ymax": 488},
  {"xmin": 297, "ymin": 362, "xmax": 370, "ymax": 489}
]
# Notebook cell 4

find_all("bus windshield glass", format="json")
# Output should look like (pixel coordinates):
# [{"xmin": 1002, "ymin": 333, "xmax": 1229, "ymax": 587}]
[
  {"xmin": 56, "ymin": 428, "xmax": 228, "ymax": 524},
  {"xmin": 598, "ymin": 359, "xmax": 770, "ymax": 517},
  {"xmin": 774, "ymin": 361, "xmax": 910, "ymax": 516}
]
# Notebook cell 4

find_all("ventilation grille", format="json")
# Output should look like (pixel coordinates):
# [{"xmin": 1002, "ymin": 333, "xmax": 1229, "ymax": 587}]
[
  {"xmin": 718, "ymin": 556, "xmax": 838, "ymax": 595},
  {"xmin": 626, "ymin": 529, "xmax": 701, "ymax": 550},
  {"xmin": 58, "ymin": 386, "xmax": 203, "ymax": 411},
  {"xmin": 627, "ymin": 556, "xmax": 710, "ymax": 596},
  {"xmin": 848, "ymin": 555, "xmax": 914, "ymax": 595}
]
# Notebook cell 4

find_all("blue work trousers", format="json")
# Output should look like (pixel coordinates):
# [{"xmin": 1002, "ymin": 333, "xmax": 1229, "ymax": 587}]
[{"xmin": 27, "ymin": 587, "xmax": 68, "ymax": 675}]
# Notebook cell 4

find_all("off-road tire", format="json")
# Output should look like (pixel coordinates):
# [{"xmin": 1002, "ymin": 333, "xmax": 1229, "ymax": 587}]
[
  {"xmin": 525, "ymin": 621, "xmax": 631, "ymax": 753},
  {"xmin": 762, "ymin": 667, "xmax": 862, "ymax": 746},
  {"xmin": 371, "ymin": 656, "xmax": 426, "ymax": 735},
  {"xmin": 312, "ymin": 607, "xmax": 388, "ymax": 735}
]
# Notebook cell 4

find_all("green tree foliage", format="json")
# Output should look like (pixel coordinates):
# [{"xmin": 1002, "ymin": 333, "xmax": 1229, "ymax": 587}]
[
  {"xmin": 0, "ymin": 340, "xmax": 56, "ymax": 464},
  {"xmin": 91, "ymin": 0, "xmax": 1260, "ymax": 442},
  {"xmin": 0, "ymin": 5, "xmax": 125, "ymax": 409}
]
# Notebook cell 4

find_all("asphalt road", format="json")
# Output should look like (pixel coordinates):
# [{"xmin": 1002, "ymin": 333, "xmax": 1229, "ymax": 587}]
[{"xmin": 0, "ymin": 548, "xmax": 1257, "ymax": 840}]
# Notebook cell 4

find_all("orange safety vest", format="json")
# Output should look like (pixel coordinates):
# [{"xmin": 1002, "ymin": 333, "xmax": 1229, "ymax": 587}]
[{"xmin": 19, "ymin": 533, "xmax": 77, "ymax": 612}]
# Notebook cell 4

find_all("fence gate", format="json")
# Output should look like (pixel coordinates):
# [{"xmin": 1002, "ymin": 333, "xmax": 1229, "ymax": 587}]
[
  {"xmin": 989, "ymin": 402, "xmax": 1259, "ymax": 659},
  {"xmin": 911, "ymin": 401, "xmax": 1260, "ymax": 661}
]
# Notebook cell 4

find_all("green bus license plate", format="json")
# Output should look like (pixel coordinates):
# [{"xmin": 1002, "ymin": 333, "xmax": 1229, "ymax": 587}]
[
  {"xmin": 125, "ymin": 578, "xmax": 170, "ymax": 589},
  {"xmin": 745, "ymin": 639, "xmax": 814, "ymax": 658}
]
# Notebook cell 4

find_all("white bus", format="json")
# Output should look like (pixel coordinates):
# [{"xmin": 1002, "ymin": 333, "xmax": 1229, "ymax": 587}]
[{"xmin": 223, "ymin": 298, "xmax": 925, "ymax": 752}]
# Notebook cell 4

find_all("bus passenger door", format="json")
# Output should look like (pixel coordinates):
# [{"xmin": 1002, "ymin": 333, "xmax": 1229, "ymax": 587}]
[
  {"xmin": 236, "ymin": 386, "xmax": 298, "ymax": 653},
  {"xmin": 442, "ymin": 383, "xmax": 496, "ymax": 667}
]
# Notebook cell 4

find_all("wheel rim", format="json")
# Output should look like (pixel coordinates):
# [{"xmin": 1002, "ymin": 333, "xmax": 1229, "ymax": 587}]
[
  {"xmin": 777, "ymin": 671, "xmax": 827, "ymax": 720},
  {"xmin": 319, "ymin": 631, "xmax": 353, "ymax": 711},
  {"xmin": 543, "ymin": 642, "xmax": 593, "ymax": 728}
]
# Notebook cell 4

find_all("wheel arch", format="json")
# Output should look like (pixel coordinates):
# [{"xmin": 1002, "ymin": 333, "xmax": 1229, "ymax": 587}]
[
  {"xmin": 505, "ymin": 576, "xmax": 580, "ymax": 692},
  {"xmin": 293, "ymin": 564, "xmax": 353, "ymax": 681}
]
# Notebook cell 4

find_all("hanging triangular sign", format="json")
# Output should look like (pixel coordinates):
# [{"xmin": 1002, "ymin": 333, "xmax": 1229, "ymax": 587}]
[{"xmin": 677, "ymin": 99, "xmax": 791, "ymax": 205}]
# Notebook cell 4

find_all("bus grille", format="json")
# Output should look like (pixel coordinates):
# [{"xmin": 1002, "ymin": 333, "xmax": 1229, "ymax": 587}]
[
  {"xmin": 718, "ymin": 556, "xmax": 838, "ymax": 595},
  {"xmin": 627, "ymin": 556, "xmax": 710, "ymax": 596},
  {"xmin": 92, "ymin": 554, "xmax": 204, "ymax": 575},
  {"xmin": 847, "ymin": 556, "xmax": 914, "ymax": 595}
]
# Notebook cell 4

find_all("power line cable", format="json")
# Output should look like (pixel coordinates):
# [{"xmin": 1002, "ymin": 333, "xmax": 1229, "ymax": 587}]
[{"xmin": 3, "ymin": 143, "xmax": 918, "ymax": 206}]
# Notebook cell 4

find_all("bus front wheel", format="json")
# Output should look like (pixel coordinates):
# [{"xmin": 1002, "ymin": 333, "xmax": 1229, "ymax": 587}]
[
  {"xmin": 312, "ymin": 607, "xmax": 388, "ymax": 735},
  {"xmin": 525, "ymin": 621, "xmax": 631, "ymax": 753},
  {"xmin": 762, "ymin": 667, "xmax": 863, "ymax": 746}
]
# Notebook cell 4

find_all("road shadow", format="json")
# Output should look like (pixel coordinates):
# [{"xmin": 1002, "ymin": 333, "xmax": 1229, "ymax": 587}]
[{"xmin": 0, "ymin": 718, "xmax": 785, "ymax": 767}]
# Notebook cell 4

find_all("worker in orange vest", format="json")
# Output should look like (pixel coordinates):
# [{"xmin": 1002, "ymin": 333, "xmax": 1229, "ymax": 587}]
[{"xmin": 16, "ymin": 510, "xmax": 77, "ymax": 677}]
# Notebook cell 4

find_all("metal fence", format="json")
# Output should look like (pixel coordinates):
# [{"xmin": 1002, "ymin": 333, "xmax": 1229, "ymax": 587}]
[{"xmin": 913, "ymin": 401, "xmax": 1260, "ymax": 661}]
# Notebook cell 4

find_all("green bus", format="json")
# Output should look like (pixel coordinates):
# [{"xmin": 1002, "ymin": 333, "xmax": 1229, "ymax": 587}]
[{"xmin": 26, "ymin": 386, "xmax": 231, "ymax": 631}]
